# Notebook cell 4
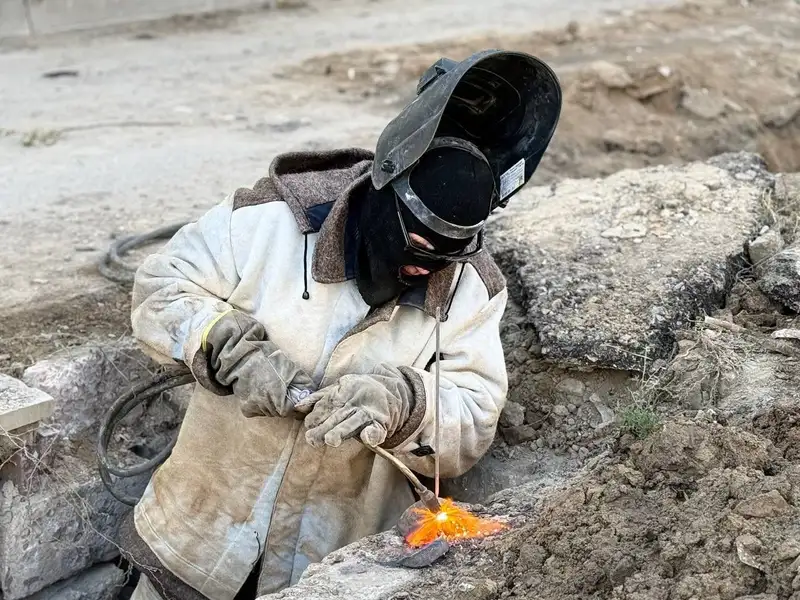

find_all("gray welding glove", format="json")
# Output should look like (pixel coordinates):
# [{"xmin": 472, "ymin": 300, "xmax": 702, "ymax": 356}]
[
  {"xmin": 298, "ymin": 364, "xmax": 422, "ymax": 449},
  {"xmin": 195, "ymin": 310, "xmax": 315, "ymax": 418}
]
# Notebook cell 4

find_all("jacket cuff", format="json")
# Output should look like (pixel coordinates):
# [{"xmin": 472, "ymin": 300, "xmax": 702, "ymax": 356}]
[
  {"xmin": 185, "ymin": 310, "xmax": 238, "ymax": 397},
  {"xmin": 383, "ymin": 366, "xmax": 427, "ymax": 450}
]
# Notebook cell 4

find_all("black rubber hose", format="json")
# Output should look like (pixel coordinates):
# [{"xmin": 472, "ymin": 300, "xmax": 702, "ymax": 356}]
[
  {"xmin": 97, "ymin": 366, "xmax": 194, "ymax": 506},
  {"xmin": 98, "ymin": 223, "xmax": 188, "ymax": 284}
]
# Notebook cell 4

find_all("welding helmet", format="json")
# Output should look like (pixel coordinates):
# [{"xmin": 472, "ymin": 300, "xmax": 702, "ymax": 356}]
[{"xmin": 372, "ymin": 49, "xmax": 562, "ymax": 222}]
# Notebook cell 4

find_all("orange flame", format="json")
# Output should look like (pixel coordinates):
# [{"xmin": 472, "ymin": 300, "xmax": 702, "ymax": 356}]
[{"xmin": 405, "ymin": 498, "xmax": 508, "ymax": 548}]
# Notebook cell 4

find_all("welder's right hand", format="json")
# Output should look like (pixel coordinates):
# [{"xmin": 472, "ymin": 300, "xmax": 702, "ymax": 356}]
[{"xmin": 194, "ymin": 310, "xmax": 315, "ymax": 418}]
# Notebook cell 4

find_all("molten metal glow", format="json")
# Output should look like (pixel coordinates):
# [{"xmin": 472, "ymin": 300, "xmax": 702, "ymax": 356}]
[{"xmin": 405, "ymin": 498, "xmax": 507, "ymax": 548}]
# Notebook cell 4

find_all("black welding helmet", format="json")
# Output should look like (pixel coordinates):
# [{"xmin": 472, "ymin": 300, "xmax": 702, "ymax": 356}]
[{"xmin": 372, "ymin": 49, "xmax": 561, "ymax": 212}]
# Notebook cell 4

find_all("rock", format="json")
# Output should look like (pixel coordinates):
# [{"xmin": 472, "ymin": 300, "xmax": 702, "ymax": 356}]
[
  {"xmin": 487, "ymin": 153, "xmax": 773, "ymax": 370},
  {"xmin": 552, "ymin": 405, "xmax": 570, "ymax": 417},
  {"xmin": 0, "ymin": 456, "xmax": 147, "ymax": 599},
  {"xmin": 499, "ymin": 401, "xmax": 525, "ymax": 428},
  {"xmin": 502, "ymin": 425, "xmax": 538, "ymax": 445},
  {"xmin": 0, "ymin": 374, "xmax": 54, "ymax": 433},
  {"xmin": 736, "ymin": 534, "xmax": 765, "ymax": 571},
  {"xmin": 758, "ymin": 245, "xmax": 800, "ymax": 312},
  {"xmin": 608, "ymin": 555, "xmax": 636, "ymax": 586},
  {"xmin": 748, "ymin": 230, "xmax": 785, "ymax": 265},
  {"xmin": 680, "ymin": 87, "xmax": 729, "ymax": 120},
  {"xmin": 555, "ymin": 378, "xmax": 585, "ymax": 398},
  {"xmin": 21, "ymin": 338, "xmax": 154, "ymax": 440},
  {"xmin": 26, "ymin": 563, "xmax": 125, "ymax": 600},
  {"xmin": 734, "ymin": 490, "xmax": 791, "ymax": 518},
  {"xmin": 776, "ymin": 540, "xmax": 800, "ymax": 561},
  {"xmin": 734, "ymin": 595, "xmax": 779, "ymax": 600},
  {"xmin": 761, "ymin": 99, "xmax": 800, "ymax": 128},
  {"xmin": 589, "ymin": 60, "xmax": 633, "ymax": 88}
]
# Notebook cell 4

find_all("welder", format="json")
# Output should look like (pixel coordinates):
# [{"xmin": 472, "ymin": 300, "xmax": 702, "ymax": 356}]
[{"xmin": 121, "ymin": 50, "xmax": 561, "ymax": 600}]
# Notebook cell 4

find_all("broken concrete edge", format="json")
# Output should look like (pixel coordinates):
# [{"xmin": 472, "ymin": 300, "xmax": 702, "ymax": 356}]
[{"xmin": 0, "ymin": 374, "xmax": 54, "ymax": 434}]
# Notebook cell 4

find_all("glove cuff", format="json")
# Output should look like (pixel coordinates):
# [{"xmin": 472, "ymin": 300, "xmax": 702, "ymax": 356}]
[{"xmin": 383, "ymin": 366, "xmax": 427, "ymax": 450}]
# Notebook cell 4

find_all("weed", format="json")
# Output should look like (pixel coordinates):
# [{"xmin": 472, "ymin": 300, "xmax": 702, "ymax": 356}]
[{"xmin": 620, "ymin": 405, "xmax": 661, "ymax": 439}]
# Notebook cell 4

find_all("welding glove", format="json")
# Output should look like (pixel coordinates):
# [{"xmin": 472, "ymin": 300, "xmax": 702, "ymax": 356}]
[
  {"xmin": 298, "ymin": 364, "xmax": 419, "ymax": 449},
  {"xmin": 198, "ymin": 310, "xmax": 315, "ymax": 418}
]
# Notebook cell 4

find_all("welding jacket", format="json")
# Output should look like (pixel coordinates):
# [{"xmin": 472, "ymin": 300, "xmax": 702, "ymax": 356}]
[{"xmin": 129, "ymin": 148, "xmax": 509, "ymax": 600}]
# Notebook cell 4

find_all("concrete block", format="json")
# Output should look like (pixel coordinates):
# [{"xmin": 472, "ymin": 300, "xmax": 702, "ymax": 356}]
[
  {"xmin": 22, "ymin": 338, "xmax": 158, "ymax": 441},
  {"xmin": 0, "ymin": 455, "xmax": 147, "ymax": 599},
  {"xmin": 0, "ymin": 0, "xmax": 30, "ymax": 38},
  {"xmin": 0, "ymin": 374, "xmax": 54, "ymax": 433},
  {"xmin": 26, "ymin": 563, "xmax": 125, "ymax": 600}
]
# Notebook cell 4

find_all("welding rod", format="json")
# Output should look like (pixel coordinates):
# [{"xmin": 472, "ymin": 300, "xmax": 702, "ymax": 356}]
[{"xmin": 434, "ymin": 306, "xmax": 441, "ymax": 499}]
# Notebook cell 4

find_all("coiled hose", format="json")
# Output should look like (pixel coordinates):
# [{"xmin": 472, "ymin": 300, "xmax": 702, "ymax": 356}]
[{"xmin": 98, "ymin": 222, "xmax": 188, "ymax": 284}]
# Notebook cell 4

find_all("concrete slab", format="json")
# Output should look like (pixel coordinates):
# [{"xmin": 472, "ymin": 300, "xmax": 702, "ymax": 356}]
[
  {"xmin": 0, "ymin": 373, "xmax": 54, "ymax": 433},
  {"xmin": 486, "ymin": 152, "xmax": 773, "ymax": 371},
  {"xmin": 0, "ymin": 0, "xmax": 29, "ymax": 39}
]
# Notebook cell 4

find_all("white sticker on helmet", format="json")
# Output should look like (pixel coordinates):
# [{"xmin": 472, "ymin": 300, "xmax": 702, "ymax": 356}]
[{"xmin": 499, "ymin": 158, "xmax": 526, "ymax": 200}]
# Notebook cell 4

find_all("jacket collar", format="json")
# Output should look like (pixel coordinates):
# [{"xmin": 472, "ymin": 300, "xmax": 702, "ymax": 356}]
[{"xmin": 266, "ymin": 149, "xmax": 460, "ymax": 319}]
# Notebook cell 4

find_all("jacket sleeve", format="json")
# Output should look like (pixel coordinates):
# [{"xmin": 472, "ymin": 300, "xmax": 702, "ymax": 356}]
[
  {"xmin": 130, "ymin": 195, "xmax": 241, "ymax": 391},
  {"xmin": 385, "ymin": 277, "xmax": 509, "ymax": 479}
]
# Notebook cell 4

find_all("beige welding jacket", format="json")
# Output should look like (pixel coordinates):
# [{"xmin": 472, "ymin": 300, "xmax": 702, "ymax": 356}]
[{"xmin": 130, "ymin": 148, "xmax": 509, "ymax": 599}]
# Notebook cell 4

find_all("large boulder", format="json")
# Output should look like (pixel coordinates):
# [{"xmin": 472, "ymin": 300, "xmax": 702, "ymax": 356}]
[{"xmin": 487, "ymin": 152, "xmax": 773, "ymax": 370}]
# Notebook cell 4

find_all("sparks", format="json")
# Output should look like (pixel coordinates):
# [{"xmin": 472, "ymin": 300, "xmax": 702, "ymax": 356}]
[{"xmin": 405, "ymin": 498, "xmax": 507, "ymax": 548}]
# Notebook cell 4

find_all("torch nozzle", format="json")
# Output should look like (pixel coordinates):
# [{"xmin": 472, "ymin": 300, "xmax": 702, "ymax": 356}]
[
  {"xmin": 417, "ymin": 486, "xmax": 442, "ymax": 513},
  {"xmin": 368, "ymin": 445, "xmax": 441, "ymax": 513}
]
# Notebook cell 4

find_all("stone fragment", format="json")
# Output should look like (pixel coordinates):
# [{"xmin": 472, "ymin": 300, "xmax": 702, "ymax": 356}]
[
  {"xmin": 736, "ymin": 534, "xmax": 765, "ymax": 571},
  {"xmin": 761, "ymin": 99, "xmax": 800, "ymax": 128},
  {"xmin": 502, "ymin": 425, "xmax": 538, "ymax": 446},
  {"xmin": 734, "ymin": 490, "xmax": 791, "ymax": 518},
  {"xmin": 555, "ymin": 378, "xmax": 585, "ymax": 398},
  {"xmin": 748, "ymin": 230, "xmax": 785, "ymax": 265},
  {"xmin": 486, "ymin": 153, "xmax": 773, "ymax": 370},
  {"xmin": 758, "ymin": 245, "xmax": 800, "ymax": 312},
  {"xmin": 680, "ymin": 87, "xmax": 729, "ymax": 120},
  {"xmin": 0, "ymin": 456, "xmax": 147, "ymax": 599},
  {"xmin": 499, "ymin": 401, "xmax": 525, "ymax": 428},
  {"xmin": 0, "ymin": 374, "xmax": 54, "ymax": 433},
  {"xmin": 26, "ymin": 563, "xmax": 125, "ymax": 600},
  {"xmin": 776, "ymin": 540, "xmax": 800, "ymax": 561},
  {"xmin": 552, "ymin": 405, "xmax": 570, "ymax": 417},
  {"xmin": 589, "ymin": 60, "xmax": 633, "ymax": 88}
]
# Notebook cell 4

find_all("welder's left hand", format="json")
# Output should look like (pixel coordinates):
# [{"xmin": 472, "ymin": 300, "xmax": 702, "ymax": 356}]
[{"xmin": 297, "ymin": 364, "xmax": 420, "ymax": 449}]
